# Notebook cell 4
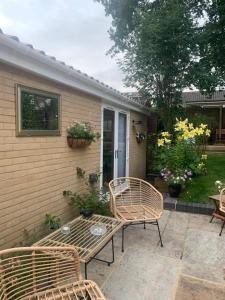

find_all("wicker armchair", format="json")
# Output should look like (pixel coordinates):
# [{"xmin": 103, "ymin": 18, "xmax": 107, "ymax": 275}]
[
  {"xmin": 0, "ymin": 247, "xmax": 106, "ymax": 300},
  {"xmin": 220, "ymin": 188, "xmax": 225, "ymax": 214},
  {"xmin": 219, "ymin": 188, "xmax": 225, "ymax": 237},
  {"xmin": 109, "ymin": 177, "xmax": 164, "ymax": 252}
]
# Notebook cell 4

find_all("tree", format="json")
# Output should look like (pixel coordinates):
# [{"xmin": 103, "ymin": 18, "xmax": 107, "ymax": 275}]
[
  {"xmin": 193, "ymin": 0, "xmax": 225, "ymax": 93},
  {"xmin": 96, "ymin": 0, "xmax": 224, "ymax": 129},
  {"xmin": 96, "ymin": 1, "xmax": 198, "ymax": 129}
]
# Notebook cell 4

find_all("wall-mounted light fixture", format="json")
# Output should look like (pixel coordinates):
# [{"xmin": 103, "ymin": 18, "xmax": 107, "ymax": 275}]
[{"xmin": 132, "ymin": 120, "xmax": 143, "ymax": 125}]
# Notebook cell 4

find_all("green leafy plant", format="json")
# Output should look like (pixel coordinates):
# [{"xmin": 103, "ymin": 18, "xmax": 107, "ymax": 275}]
[
  {"xmin": 63, "ymin": 167, "xmax": 111, "ymax": 216},
  {"xmin": 67, "ymin": 121, "xmax": 100, "ymax": 141},
  {"xmin": 45, "ymin": 214, "xmax": 61, "ymax": 230}
]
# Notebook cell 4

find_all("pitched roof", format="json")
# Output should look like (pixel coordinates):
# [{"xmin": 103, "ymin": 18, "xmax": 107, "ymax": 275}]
[
  {"xmin": 182, "ymin": 90, "xmax": 225, "ymax": 103},
  {"xmin": 0, "ymin": 29, "xmax": 149, "ymax": 114}
]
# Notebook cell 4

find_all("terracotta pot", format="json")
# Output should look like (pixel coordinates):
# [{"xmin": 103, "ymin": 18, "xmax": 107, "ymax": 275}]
[
  {"xmin": 67, "ymin": 137, "xmax": 92, "ymax": 148},
  {"xmin": 168, "ymin": 184, "xmax": 182, "ymax": 198}
]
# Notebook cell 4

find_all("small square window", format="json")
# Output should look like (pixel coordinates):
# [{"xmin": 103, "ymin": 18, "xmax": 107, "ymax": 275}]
[{"xmin": 16, "ymin": 85, "xmax": 61, "ymax": 136}]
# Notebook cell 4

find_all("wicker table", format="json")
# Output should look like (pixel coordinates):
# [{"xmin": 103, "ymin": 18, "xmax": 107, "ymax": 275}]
[
  {"xmin": 209, "ymin": 194, "xmax": 225, "ymax": 236},
  {"xmin": 34, "ymin": 214, "xmax": 123, "ymax": 278}
]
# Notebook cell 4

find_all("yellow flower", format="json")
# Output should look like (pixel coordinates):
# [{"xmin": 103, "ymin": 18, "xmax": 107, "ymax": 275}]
[
  {"xmin": 158, "ymin": 139, "xmax": 165, "ymax": 147},
  {"xmin": 188, "ymin": 123, "xmax": 194, "ymax": 130},
  {"xmin": 182, "ymin": 131, "xmax": 190, "ymax": 140},
  {"xmin": 201, "ymin": 154, "xmax": 207, "ymax": 160},
  {"xmin": 164, "ymin": 138, "xmax": 171, "ymax": 144},
  {"xmin": 205, "ymin": 129, "xmax": 211, "ymax": 137},
  {"xmin": 195, "ymin": 127, "xmax": 204, "ymax": 136},
  {"xmin": 177, "ymin": 135, "xmax": 183, "ymax": 141},
  {"xmin": 189, "ymin": 129, "xmax": 196, "ymax": 138},
  {"xmin": 175, "ymin": 119, "xmax": 188, "ymax": 132},
  {"xmin": 161, "ymin": 131, "xmax": 170, "ymax": 138},
  {"xmin": 200, "ymin": 123, "xmax": 207, "ymax": 129}
]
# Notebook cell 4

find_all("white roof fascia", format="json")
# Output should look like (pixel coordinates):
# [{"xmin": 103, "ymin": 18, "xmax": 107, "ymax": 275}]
[{"xmin": 0, "ymin": 33, "xmax": 149, "ymax": 115}]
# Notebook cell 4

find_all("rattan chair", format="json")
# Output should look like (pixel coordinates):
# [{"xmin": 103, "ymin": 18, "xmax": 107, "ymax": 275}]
[
  {"xmin": 219, "ymin": 188, "xmax": 225, "ymax": 237},
  {"xmin": 220, "ymin": 188, "xmax": 225, "ymax": 214},
  {"xmin": 109, "ymin": 177, "xmax": 164, "ymax": 252},
  {"xmin": 0, "ymin": 246, "xmax": 106, "ymax": 300}
]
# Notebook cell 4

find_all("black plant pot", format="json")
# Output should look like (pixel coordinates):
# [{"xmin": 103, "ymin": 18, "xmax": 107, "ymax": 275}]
[
  {"xmin": 89, "ymin": 173, "xmax": 99, "ymax": 184},
  {"xmin": 168, "ymin": 184, "xmax": 182, "ymax": 198},
  {"xmin": 80, "ymin": 210, "xmax": 93, "ymax": 218}
]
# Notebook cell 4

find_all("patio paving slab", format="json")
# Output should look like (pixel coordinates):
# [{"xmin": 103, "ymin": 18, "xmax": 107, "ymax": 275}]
[
  {"xmin": 164, "ymin": 211, "xmax": 189, "ymax": 234},
  {"xmin": 187, "ymin": 213, "xmax": 222, "ymax": 234},
  {"xmin": 84, "ymin": 211, "xmax": 225, "ymax": 299},
  {"xmin": 156, "ymin": 229, "xmax": 186, "ymax": 259},
  {"xmin": 175, "ymin": 274, "xmax": 225, "ymax": 300},
  {"xmin": 102, "ymin": 247, "xmax": 181, "ymax": 300},
  {"xmin": 181, "ymin": 261, "xmax": 225, "ymax": 284},
  {"xmin": 182, "ymin": 228, "xmax": 225, "ymax": 266}
]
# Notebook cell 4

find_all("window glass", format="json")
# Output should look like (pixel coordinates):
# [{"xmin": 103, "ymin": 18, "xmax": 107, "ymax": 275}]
[{"xmin": 17, "ymin": 86, "xmax": 60, "ymax": 136}]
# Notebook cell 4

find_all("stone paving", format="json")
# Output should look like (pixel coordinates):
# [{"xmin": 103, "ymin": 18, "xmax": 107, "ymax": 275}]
[{"xmin": 82, "ymin": 211, "xmax": 225, "ymax": 300}]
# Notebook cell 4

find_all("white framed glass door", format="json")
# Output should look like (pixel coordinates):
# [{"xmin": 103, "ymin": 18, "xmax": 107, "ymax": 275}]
[
  {"xmin": 116, "ymin": 112, "xmax": 127, "ymax": 177},
  {"xmin": 102, "ymin": 107, "xmax": 129, "ymax": 186}
]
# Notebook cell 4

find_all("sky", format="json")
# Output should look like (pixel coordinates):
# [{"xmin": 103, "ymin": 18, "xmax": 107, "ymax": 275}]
[{"xmin": 0, "ymin": 0, "xmax": 130, "ymax": 92}]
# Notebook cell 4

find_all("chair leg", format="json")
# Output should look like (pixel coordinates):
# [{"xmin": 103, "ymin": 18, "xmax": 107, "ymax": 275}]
[
  {"xmin": 122, "ymin": 225, "xmax": 125, "ymax": 252},
  {"xmin": 156, "ymin": 220, "xmax": 163, "ymax": 247},
  {"xmin": 209, "ymin": 215, "xmax": 214, "ymax": 223},
  {"xmin": 144, "ymin": 220, "xmax": 146, "ymax": 229},
  {"xmin": 219, "ymin": 220, "xmax": 225, "ymax": 236}
]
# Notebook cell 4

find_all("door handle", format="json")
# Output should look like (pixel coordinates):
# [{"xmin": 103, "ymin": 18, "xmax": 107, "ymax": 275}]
[{"xmin": 115, "ymin": 150, "xmax": 119, "ymax": 158}]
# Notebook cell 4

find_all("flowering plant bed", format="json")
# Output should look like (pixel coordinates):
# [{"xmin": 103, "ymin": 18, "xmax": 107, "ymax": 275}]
[{"xmin": 156, "ymin": 119, "xmax": 210, "ymax": 196}]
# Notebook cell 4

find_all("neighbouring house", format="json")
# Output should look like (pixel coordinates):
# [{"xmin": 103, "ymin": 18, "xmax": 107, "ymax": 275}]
[
  {"xmin": 183, "ymin": 90, "xmax": 225, "ymax": 144},
  {"xmin": 0, "ymin": 30, "xmax": 150, "ymax": 248}
]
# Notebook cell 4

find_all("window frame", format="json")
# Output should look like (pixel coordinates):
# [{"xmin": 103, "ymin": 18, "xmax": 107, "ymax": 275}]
[{"xmin": 16, "ymin": 84, "xmax": 61, "ymax": 136}]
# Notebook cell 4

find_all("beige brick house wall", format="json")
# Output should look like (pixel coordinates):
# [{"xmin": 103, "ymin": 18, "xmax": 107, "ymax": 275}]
[
  {"xmin": 129, "ymin": 111, "xmax": 147, "ymax": 179},
  {"xmin": 0, "ymin": 62, "xmax": 147, "ymax": 249},
  {"xmin": 0, "ymin": 63, "xmax": 102, "ymax": 249}
]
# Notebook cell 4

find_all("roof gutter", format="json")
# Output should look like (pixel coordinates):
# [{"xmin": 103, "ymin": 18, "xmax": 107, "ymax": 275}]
[{"xmin": 0, "ymin": 33, "xmax": 149, "ymax": 115}]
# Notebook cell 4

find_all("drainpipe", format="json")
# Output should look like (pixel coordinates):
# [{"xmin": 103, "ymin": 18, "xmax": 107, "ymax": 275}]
[{"xmin": 219, "ymin": 106, "xmax": 222, "ymax": 143}]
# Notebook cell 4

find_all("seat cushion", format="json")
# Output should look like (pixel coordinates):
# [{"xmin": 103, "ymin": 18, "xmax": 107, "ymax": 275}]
[
  {"xmin": 27, "ymin": 280, "xmax": 105, "ymax": 300},
  {"xmin": 116, "ymin": 204, "xmax": 160, "ymax": 222}
]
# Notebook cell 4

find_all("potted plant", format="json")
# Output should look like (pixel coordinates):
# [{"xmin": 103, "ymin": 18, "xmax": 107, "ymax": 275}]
[
  {"xmin": 63, "ymin": 190, "xmax": 95, "ymax": 218},
  {"xmin": 45, "ymin": 214, "xmax": 61, "ymax": 230},
  {"xmin": 160, "ymin": 169, "xmax": 192, "ymax": 197},
  {"xmin": 136, "ymin": 132, "xmax": 145, "ymax": 144},
  {"xmin": 63, "ymin": 167, "xmax": 111, "ymax": 218},
  {"xmin": 89, "ymin": 173, "xmax": 99, "ymax": 184},
  {"xmin": 67, "ymin": 121, "xmax": 100, "ymax": 148}
]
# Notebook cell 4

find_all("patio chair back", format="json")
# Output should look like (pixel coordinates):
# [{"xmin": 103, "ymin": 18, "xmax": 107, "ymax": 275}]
[
  {"xmin": 0, "ymin": 246, "xmax": 82, "ymax": 300},
  {"xmin": 109, "ymin": 177, "xmax": 163, "ymax": 217},
  {"xmin": 220, "ymin": 188, "xmax": 225, "ymax": 213}
]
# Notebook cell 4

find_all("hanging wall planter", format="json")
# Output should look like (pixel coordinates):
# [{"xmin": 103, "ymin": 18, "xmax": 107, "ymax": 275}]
[
  {"xmin": 136, "ymin": 132, "xmax": 145, "ymax": 144},
  {"xmin": 67, "ymin": 121, "xmax": 100, "ymax": 149},
  {"xmin": 67, "ymin": 137, "xmax": 92, "ymax": 148}
]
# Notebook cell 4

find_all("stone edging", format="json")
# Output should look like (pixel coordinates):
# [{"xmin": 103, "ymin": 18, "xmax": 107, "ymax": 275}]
[{"xmin": 164, "ymin": 195, "xmax": 214, "ymax": 215}]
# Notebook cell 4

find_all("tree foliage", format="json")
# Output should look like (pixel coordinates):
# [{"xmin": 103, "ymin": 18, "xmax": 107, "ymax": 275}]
[{"xmin": 96, "ymin": 0, "xmax": 225, "ymax": 129}]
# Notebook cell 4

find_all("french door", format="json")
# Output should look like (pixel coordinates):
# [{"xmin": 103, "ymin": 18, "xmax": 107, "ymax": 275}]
[{"xmin": 102, "ymin": 107, "xmax": 129, "ymax": 186}]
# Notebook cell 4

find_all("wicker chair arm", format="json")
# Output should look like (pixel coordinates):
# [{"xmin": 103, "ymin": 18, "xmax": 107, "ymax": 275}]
[{"xmin": 220, "ymin": 188, "xmax": 225, "ymax": 213}]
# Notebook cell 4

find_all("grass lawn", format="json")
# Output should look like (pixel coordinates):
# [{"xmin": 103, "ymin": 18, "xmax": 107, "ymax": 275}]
[{"xmin": 180, "ymin": 153, "xmax": 225, "ymax": 204}]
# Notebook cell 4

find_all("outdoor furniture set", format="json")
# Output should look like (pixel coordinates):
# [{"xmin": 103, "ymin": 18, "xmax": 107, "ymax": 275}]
[
  {"xmin": 0, "ymin": 177, "xmax": 164, "ymax": 300},
  {"xmin": 209, "ymin": 192, "xmax": 225, "ymax": 236}
]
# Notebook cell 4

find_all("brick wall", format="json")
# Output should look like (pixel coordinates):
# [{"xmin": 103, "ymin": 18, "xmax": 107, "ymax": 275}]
[
  {"xmin": 0, "ymin": 63, "xmax": 101, "ymax": 248},
  {"xmin": 0, "ymin": 62, "xmax": 147, "ymax": 248},
  {"xmin": 129, "ymin": 111, "xmax": 147, "ymax": 179}
]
